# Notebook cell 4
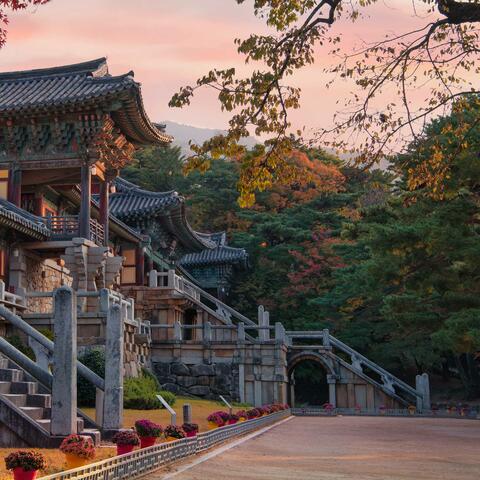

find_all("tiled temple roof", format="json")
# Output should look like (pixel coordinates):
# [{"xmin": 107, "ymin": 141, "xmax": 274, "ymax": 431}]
[
  {"xmin": 108, "ymin": 178, "xmax": 216, "ymax": 252},
  {"xmin": 0, "ymin": 58, "xmax": 171, "ymax": 145},
  {"xmin": 0, "ymin": 199, "xmax": 50, "ymax": 239},
  {"xmin": 109, "ymin": 178, "xmax": 182, "ymax": 219},
  {"xmin": 179, "ymin": 245, "xmax": 248, "ymax": 267}
]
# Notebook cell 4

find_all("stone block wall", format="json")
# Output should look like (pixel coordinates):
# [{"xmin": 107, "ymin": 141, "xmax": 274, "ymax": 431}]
[
  {"xmin": 24, "ymin": 256, "xmax": 72, "ymax": 313},
  {"xmin": 153, "ymin": 361, "xmax": 239, "ymax": 401}
]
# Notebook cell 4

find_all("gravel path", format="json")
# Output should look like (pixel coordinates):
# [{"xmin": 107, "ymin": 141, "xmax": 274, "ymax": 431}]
[{"xmin": 151, "ymin": 416, "xmax": 480, "ymax": 480}]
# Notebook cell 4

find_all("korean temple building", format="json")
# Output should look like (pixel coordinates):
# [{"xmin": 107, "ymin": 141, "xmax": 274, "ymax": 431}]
[{"xmin": 0, "ymin": 57, "xmax": 246, "ymax": 301}]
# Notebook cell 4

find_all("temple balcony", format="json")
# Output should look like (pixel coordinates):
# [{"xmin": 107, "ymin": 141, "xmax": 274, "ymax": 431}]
[{"xmin": 43, "ymin": 215, "xmax": 105, "ymax": 246}]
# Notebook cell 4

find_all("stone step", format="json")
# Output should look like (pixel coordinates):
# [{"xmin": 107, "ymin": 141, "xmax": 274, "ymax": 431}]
[
  {"xmin": 10, "ymin": 381, "xmax": 38, "ymax": 394},
  {"xmin": 0, "ymin": 381, "xmax": 11, "ymax": 393},
  {"xmin": 27, "ymin": 393, "xmax": 51, "ymax": 408},
  {"xmin": 36, "ymin": 417, "xmax": 85, "ymax": 434},
  {"xmin": 0, "ymin": 368, "xmax": 23, "ymax": 382},
  {"xmin": 82, "ymin": 428, "xmax": 102, "ymax": 446},
  {"xmin": 0, "ymin": 393, "xmax": 27, "ymax": 407},
  {"xmin": 20, "ymin": 406, "xmax": 45, "ymax": 421}
]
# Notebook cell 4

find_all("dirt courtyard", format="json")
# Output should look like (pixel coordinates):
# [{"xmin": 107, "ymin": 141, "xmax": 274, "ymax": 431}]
[{"xmin": 153, "ymin": 415, "xmax": 480, "ymax": 480}]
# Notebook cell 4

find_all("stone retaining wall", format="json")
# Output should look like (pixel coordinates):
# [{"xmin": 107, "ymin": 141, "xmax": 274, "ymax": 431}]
[{"xmin": 153, "ymin": 361, "xmax": 239, "ymax": 400}]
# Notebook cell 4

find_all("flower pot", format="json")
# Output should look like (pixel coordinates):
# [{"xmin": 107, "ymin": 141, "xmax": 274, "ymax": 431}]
[
  {"xmin": 64, "ymin": 453, "xmax": 88, "ymax": 470},
  {"xmin": 227, "ymin": 419, "xmax": 237, "ymax": 425},
  {"xmin": 238, "ymin": 417, "xmax": 246, "ymax": 422},
  {"xmin": 207, "ymin": 421, "xmax": 219, "ymax": 430},
  {"xmin": 140, "ymin": 436, "xmax": 157, "ymax": 448},
  {"xmin": 166, "ymin": 436, "xmax": 180, "ymax": 442},
  {"xmin": 185, "ymin": 431, "xmax": 197, "ymax": 438},
  {"xmin": 116, "ymin": 444, "xmax": 135, "ymax": 455},
  {"xmin": 13, "ymin": 468, "xmax": 37, "ymax": 480}
]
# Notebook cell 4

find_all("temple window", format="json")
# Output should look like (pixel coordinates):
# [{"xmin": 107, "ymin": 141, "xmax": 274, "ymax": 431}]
[
  {"xmin": 121, "ymin": 248, "xmax": 136, "ymax": 285},
  {"xmin": 0, "ymin": 170, "xmax": 8, "ymax": 200}
]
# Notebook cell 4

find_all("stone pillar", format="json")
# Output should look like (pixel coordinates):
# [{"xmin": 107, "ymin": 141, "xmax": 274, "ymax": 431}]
[
  {"xmin": 416, "ymin": 372, "xmax": 431, "ymax": 411},
  {"xmin": 183, "ymin": 404, "xmax": 192, "ymax": 424},
  {"xmin": 103, "ymin": 304, "xmax": 124, "ymax": 431},
  {"xmin": 51, "ymin": 287, "xmax": 77, "ymax": 436},
  {"xmin": 149, "ymin": 269, "xmax": 158, "ymax": 287},
  {"xmin": 79, "ymin": 163, "xmax": 91, "ymax": 239},
  {"xmin": 327, "ymin": 375, "xmax": 337, "ymax": 407},
  {"xmin": 275, "ymin": 322, "xmax": 285, "ymax": 344},
  {"xmin": 238, "ymin": 363, "xmax": 245, "ymax": 403},
  {"xmin": 173, "ymin": 320, "xmax": 183, "ymax": 342},
  {"xmin": 99, "ymin": 179, "xmax": 109, "ymax": 246}
]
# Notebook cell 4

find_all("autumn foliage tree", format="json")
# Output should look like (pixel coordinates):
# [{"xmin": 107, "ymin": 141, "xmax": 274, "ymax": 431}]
[
  {"xmin": 170, "ymin": 0, "xmax": 480, "ymax": 205},
  {"xmin": 0, "ymin": 1, "xmax": 49, "ymax": 48}
]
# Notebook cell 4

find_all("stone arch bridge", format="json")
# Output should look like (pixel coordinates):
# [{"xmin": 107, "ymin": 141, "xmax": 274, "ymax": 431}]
[{"xmin": 125, "ymin": 270, "xmax": 431, "ymax": 411}]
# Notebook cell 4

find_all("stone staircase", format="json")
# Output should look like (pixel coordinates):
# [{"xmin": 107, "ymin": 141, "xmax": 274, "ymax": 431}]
[{"xmin": 0, "ymin": 354, "xmax": 100, "ymax": 447}]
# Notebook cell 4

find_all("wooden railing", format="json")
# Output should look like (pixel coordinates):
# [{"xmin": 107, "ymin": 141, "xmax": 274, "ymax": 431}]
[{"xmin": 42, "ymin": 215, "xmax": 105, "ymax": 245}]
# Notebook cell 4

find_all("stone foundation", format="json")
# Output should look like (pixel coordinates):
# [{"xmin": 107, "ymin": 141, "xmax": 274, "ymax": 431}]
[{"xmin": 153, "ymin": 361, "xmax": 239, "ymax": 401}]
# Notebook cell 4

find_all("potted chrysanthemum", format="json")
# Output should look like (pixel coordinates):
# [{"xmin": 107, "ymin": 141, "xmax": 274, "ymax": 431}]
[
  {"xmin": 112, "ymin": 429, "xmax": 140, "ymax": 455},
  {"xmin": 5, "ymin": 451, "xmax": 46, "ymax": 480},
  {"xmin": 135, "ymin": 419, "xmax": 163, "ymax": 448},
  {"xmin": 164, "ymin": 425, "xmax": 185, "ymax": 442},
  {"xmin": 236, "ymin": 410, "xmax": 247, "ymax": 422},
  {"xmin": 246, "ymin": 408, "xmax": 260, "ymax": 420},
  {"xmin": 227, "ymin": 413, "xmax": 239, "ymax": 425},
  {"xmin": 59, "ymin": 434, "xmax": 95, "ymax": 470},
  {"xmin": 207, "ymin": 413, "xmax": 224, "ymax": 429},
  {"xmin": 182, "ymin": 422, "xmax": 199, "ymax": 438}
]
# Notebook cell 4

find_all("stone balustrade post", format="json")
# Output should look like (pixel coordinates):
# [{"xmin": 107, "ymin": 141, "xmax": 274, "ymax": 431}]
[
  {"xmin": 257, "ymin": 305, "xmax": 264, "ymax": 340},
  {"xmin": 103, "ymin": 304, "xmax": 124, "ymax": 431},
  {"xmin": 203, "ymin": 321, "xmax": 212, "ymax": 344},
  {"xmin": 173, "ymin": 320, "xmax": 183, "ymax": 342},
  {"xmin": 51, "ymin": 287, "xmax": 77, "ymax": 436},
  {"xmin": 323, "ymin": 328, "xmax": 330, "ymax": 347},
  {"xmin": 148, "ymin": 269, "xmax": 158, "ymax": 287},
  {"xmin": 275, "ymin": 322, "xmax": 285, "ymax": 345},
  {"xmin": 237, "ymin": 322, "xmax": 246, "ymax": 343},
  {"xmin": 168, "ymin": 270, "xmax": 176, "ymax": 289},
  {"xmin": 260, "ymin": 310, "xmax": 270, "ymax": 342}
]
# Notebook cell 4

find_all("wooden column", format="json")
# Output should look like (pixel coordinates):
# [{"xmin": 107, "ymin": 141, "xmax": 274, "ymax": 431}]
[
  {"xmin": 135, "ymin": 246, "xmax": 145, "ymax": 286},
  {"xmin": 79, "ymin": 163, "xmax": 91, "ymax": 239},
  {"xmin": 8, "ymin": 168, "xmax": 22, "ymax": 207},
  {"xmin": 99, "ymin": 180, "xmax": 109, "ymax": 246}
]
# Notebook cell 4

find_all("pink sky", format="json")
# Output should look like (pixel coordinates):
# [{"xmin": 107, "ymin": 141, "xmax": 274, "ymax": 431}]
[{"xmin": 1, "ymin": 1, "xmax": 438, "ymax": 135}]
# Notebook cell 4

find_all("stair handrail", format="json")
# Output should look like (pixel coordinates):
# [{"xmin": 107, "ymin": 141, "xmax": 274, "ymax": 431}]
[
  {"xmin": 0, "ymin": 305, "xmax": 105, "ymax": 390},
  {"xmin": 181, "ymin": 278, "xmax": 257, "ymax": 327},
  {"xmin": 327, "ymin": 334, "xmax": 420, "ymax": 399}
]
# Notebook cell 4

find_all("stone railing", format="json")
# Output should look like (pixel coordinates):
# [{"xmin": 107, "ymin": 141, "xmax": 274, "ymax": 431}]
[
  {"xmin": 286, "ymin": 328, "xmax": 426, "ymax": 408},
  {"xmin": 0, "ymin": 280, "xmax": 26, "ymax": 313},
  {"xmin": 38, "ymin": 410, "xmax": 290, "ymax": 480},
  {"xmin": 291, "ymin": 407, "xmax": 480, "ymax": 419}
]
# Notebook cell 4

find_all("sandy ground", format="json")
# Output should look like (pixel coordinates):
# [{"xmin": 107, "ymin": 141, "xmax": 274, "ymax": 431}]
[{"xmin": 150, "ymin": 416, "xmax": 480, "ymax": 480}]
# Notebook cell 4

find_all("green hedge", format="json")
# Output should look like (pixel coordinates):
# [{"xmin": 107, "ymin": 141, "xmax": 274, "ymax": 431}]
[
  {"xmin": 124, "ymin": 371, "xmax": 176, "ymax": 410},
  {"xmin": 77, "ymin": 349, "xmax": 105, "ymax": 407}
]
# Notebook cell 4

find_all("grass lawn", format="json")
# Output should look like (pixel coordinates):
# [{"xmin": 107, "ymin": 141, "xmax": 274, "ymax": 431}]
[
  {"xmin": 0, "ymin": 397, "xmax": 247, "ymax": 479},
  {"xmin": 83, "ymin": 396, "xmax": 247, "ymax": 433}
]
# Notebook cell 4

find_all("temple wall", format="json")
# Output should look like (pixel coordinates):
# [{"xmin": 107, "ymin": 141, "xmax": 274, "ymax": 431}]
[{"xmin": 24, "ymin": 255, "xmax": 72, "ymax": 313}]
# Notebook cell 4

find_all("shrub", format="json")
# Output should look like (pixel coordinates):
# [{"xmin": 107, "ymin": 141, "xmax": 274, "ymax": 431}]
[
  {"xmin": 164, "ymin": 425, "xmax": 185, "ymax": 439},
  {"xmin": 112, "ymin": 430, "xmax": 140, "ymax": 446},
  {"xmin": 5, "ymin": 451, "xmax": 46, "ymax": 471},
  {"xmin": 6, "ymin": 335, "xmax": 34, "ymax": 360},
  {"xmin": 135, "ymin": 419, "xmax": 163, "ymax": 437},
  {"xmin": 59, "ymin": 435, "xmax": 95, "ymax": 459},
  {"xmin": 77, "ymin": 349, "xmax": 105, "ymax": 407},
  {"xmin": 124, "ymin": 372, "xmax": 176, "ymax": 410},
  {"xmin": 182, "ymin": 422, "xmax": 199, "ymax": 433}
]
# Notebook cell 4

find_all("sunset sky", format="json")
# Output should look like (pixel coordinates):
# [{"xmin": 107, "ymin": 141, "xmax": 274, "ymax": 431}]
[{"xmin": 1, "ymin": 1, "xmax": 437, "ymax": 136}]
